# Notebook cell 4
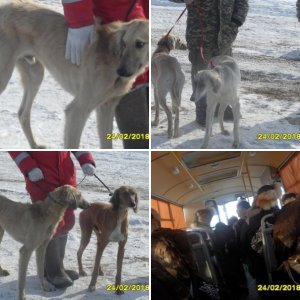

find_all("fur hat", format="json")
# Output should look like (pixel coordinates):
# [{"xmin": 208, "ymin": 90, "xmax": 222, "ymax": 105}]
[{"xmin": 256, "ymin": 185, "xmax": 278, "ymax": 210}]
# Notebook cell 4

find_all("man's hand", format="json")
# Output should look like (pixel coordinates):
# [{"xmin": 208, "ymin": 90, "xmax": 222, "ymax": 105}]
[
  {"xmin": 81, "ymin": 163, "xmax": 96, "ymax": 176},
  {"xmin": 65, "ymin": 25, "xmax": 94, "ymax": 66},
  {"xmin": 28, "ymin": 168, "xmax": 44, "ymax": 182}
]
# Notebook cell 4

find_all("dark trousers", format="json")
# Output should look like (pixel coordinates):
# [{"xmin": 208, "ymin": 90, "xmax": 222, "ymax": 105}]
[{"xmin": 115, "ymin": 86, "xmax": 149, "ymax": 149}]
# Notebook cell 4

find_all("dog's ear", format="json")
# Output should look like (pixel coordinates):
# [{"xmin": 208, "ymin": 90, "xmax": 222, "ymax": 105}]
[{"xmin": 110, "ymin": 189, "xmax": 120, "ymax": 210}]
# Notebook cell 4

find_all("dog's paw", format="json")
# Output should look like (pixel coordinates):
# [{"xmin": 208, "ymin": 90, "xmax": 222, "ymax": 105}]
[
  {"xmin": 115, "ymin": 290, "xmax": 125, "ymax": 295},
  {"xmin": 88, "ymin": 285, "xmax": 96, "ymax": 292},
  {"xmin": 43, "ymin": 280, "xmax": 56, "ymax": 292},
  {"xmin": 173, "ymin": 130, "xmax": 180, "ymax": 138},
  {"xmin": 79, "ymin": 270, "xmax": 88, "ymax": 277},
  {"xmin": 0, "ymin": 269, "xmax": 9, "ymax": 276},
  {"xmin": 222, "ymin": 130, "xmax": 230, "ymax": 136}
]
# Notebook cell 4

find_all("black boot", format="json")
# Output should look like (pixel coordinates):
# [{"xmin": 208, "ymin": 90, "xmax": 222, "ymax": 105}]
[
  {"xmin": 195, "ymin": 97, "xmax": 207, "ymax": 127},
  {"xmin": 58, "ymin": 235, "xmax": 79, "ymax": 281},
  {"xmin": 214, "ymin": 104, "xmax": 234, "ymax": 121},
  {"xmin": 45, "ymin": 237, "xmax": 73, "ymax": 289}
]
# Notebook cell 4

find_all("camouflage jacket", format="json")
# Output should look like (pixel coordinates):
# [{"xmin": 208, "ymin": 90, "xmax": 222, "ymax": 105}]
[
  {"xmin": 169, "ymin": 0, "xmax": 248, "ymax": 59},
  {"xmin": 297, "ymin": 0, "xmax": 300, "ymax": 22}
]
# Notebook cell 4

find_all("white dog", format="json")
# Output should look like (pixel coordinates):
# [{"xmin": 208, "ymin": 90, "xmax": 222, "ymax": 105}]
[{"xmin": 190, "ymin": 55, "xmax": 241, "ymax": 148}]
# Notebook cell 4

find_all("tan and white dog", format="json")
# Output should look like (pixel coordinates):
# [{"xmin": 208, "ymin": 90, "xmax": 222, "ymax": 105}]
[
  {"xmin": 190, "ymin": 55, "xmax": 241, "ymax": 148},
  {"xmin": 152, "ymin": 35, "xmax": 186, "ymax": 138},
  {"xmin": 0, "ymin": 0, "xmax": 149, "ymax": 148}
]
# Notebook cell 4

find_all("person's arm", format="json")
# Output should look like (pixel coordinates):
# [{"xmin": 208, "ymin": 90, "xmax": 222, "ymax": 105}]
[
  {"xmin": 62, "ymin": 0, "xmax": 94, "ymax": 65},
  {"xmin": 232, "ymin": 0, "xmax": 249, "ymax": 27},
  {"xmin": 72, "ymin": 151, "xmax": 96, "ymax": 176},
  {"xmin": 8, "ymin": 152, "xmax": 44, "ymax": 181}
]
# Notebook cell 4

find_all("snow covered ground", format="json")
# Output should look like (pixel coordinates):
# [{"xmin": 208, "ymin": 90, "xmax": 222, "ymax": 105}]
[
  {"xmin": 0, "ymin": 0, "xmax": 124, "ymax": 149},
  {"xmin": 151, "ymin": 0, "xmax": 300, "ymax": 149},
  {"xmin": 0, "ymin": 151, "xmax": 149, "ymax": 299}
]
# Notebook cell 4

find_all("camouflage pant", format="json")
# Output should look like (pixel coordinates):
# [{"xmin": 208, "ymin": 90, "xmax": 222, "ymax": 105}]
[
  {"xmin": 115, "ymin": 86, "xmax": 149, "ymax": 149},
  {"xmin": 189, "ymin": 48, "xmax": 233, "ymax": 126}
]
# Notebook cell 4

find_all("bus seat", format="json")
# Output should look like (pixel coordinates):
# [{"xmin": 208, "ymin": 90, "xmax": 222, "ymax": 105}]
[{"xmin": 261, "ymin": 213, "xmax": 277, "ymax": 283}]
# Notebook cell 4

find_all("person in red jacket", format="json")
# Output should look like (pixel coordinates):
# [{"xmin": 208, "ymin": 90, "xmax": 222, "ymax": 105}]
[
  {"xmin": 9, "ymin": 151, "xmax": 96, "ymax": 289},
  {"xmin": 63, "ymin": 0, "xmax": 149, "ymax": 149}
]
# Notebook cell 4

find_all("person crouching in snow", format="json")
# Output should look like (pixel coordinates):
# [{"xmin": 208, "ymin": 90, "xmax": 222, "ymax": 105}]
[
  {"xmin": 62, "ymin": 0, "xmax": 149, "ymax": 149},
  {"xmin": 9, "ymin": 151, "xmax": 96, "ymax": 289}
]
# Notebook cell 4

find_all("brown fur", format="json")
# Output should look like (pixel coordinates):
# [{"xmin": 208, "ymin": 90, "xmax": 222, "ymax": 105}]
[
  {"xmin": 0, "ymin": 0, "xmax": 149, "ymax": 148},
  {"xmin": 0, "ymin": 185, "xmax": 89, "ymax": 300},
  {"xmin": 77, "ymin": 186, "xmax": 138, "ymax": 294},
  {"xmin": 152, "ymin": 34, "xmax": 186, "ymax": 138}
]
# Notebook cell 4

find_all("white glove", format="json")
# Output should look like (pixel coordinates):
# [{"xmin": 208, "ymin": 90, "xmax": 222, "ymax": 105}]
[
  {"xmin": 65, "ymin": 25, "xmax": 94, "ymax": 66},
  {"xmin": 28, "ymin": 168, "xmax": 44, "ymax": 182},
  {"xmin": 81, "ymin": 163, "xmax": 96, "ymax": 176}
]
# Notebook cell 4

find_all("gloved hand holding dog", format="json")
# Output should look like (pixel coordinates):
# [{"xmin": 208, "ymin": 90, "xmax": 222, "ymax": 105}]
[
  {"xmin": 65, "ymin": 25, "xmax": 94, "ymax": 65},
  {"xmin": 28, "ymin": 167, "xmax": 44, "ymax": 182}
]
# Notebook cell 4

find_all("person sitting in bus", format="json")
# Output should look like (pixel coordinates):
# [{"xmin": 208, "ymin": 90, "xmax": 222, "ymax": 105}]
[
  {"xmin": 228, "ymin": 216, "xmax": 238, "ymax": 231},
  {"xmin": 214, "ymin": 222, "xmax": 248, "ymax": 297},
  {"xmin": 191, "ymin": 208, "xmax": 214, "ymax": 235},
  {"xmin": 246, "ymin": 185, "xmax": 279, "ymax": 284},
  {"xmin": 235, "ymin": 200, "xmax": 250, "ymax": 260}
]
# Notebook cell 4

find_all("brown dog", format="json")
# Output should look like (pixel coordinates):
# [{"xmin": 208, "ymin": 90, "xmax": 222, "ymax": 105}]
[{"xmin": 77, "ymin": 186, "xmax": 138, "ymax": 294}]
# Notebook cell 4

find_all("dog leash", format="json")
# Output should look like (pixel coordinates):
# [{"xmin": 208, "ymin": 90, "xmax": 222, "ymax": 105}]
[
  {"xmin": 165, "ymin": 7, "xmax": 187, "ymax": 38},
  {"xmin": 193, "ymin": 1, "xmax": 214, "ymax": 68},
  {"xmin": 31, "ymin": 181, "xmax": 64, "ymax": 207},
  {"xmin": 94, "ymin": 174, "xmax": 113, "ymax": 196}
]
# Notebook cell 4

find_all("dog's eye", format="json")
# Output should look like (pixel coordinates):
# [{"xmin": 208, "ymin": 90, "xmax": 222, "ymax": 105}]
[{"xmin": 136, "ymin": 41, "xmax": 145, "ymax": 49}]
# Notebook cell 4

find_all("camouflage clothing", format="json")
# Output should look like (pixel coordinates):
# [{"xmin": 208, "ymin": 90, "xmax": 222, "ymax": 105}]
[
  {"xmin": 297, "ymin": 0, "xmax": 300, "ymax": 22},
  {"xmin": 169, "ymin": 0, "xmax": 249, "ymax": 59}
]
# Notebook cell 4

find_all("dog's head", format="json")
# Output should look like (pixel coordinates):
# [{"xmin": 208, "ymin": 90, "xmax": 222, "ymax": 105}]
[
  {"xmin": 105, "ymin": 19, "xmax": 149, "ymax": 78},
  {"xmin": 51, "ymin": 185, "xmax": 90, "ymax": 210},
  {"xmin": 190, "ymin": 69, "xmax": 221, "ymax": 103},
  {"xmin": 110, "ymin": 186, "xmax": 138, "ymax": 213},
  {"xmin": 157, "ymin": 34, "xmax": 187, "ymax": 51}
]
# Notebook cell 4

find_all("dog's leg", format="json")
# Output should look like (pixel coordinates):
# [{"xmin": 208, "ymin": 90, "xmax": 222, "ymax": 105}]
[
  {"xmin": 152, "ymin": 88, "xmax": 159, "ymax": 126},
  {"xmin": 64, "ymin": 99, "xmax": 92, "ymax": 148},
  {"xmin": 77, "ymin": 224, "xmax": 93, "ymax": 276},
  {"xmin": 218, "ymin": 103, "xmax": 230, "ymax": 136},
  {"xmin": 115, "ymin": 240, "xmax": 127, "ymax": 295},
  {"xmin": 171, "ymin": 89, "xmax": 181, "ymax": 138},
  {"xmin": 18, "ymin": 245, "xmax": 33, "ymax": 300},
  {"xmin": 232, "ymin": 101, "xmax": 240, "ymax": 148},
  {"xmin": 0, "ymin": 226, "xmax": 9, "ymax": 276},
  {"xmin": 96, "ymin": 98, "xmax": 121, "ymax": 149},
  {"xmin": 16, "ymin": 58, "xmax": 45, "ymax": 149},
  {"xmin": 201, "ymin": 102, "xmax": 217, "ymax": 148},
  {"xmin": 159, "ymin": 96, "xmax": 173, "ymax": 139},
  {"xmin": 88, "ymin": 240, "xmax": 109, "ymax": 292},
  {"xmin": 36, "ymin": 240, "xmax": 55, "ymax": 292}
]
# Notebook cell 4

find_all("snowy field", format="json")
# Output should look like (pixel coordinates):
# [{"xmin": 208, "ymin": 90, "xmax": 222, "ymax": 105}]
[
  {"xmin": 0, "ymin": 151, "xmax": 149, "ymax": 299},
  {"xmin": 151, "ymin": 0, "xmax": 300, "ymax": 149},
  {"xmin": 0, "ymin": 0, "xmax": 124, "ymax": 149}
]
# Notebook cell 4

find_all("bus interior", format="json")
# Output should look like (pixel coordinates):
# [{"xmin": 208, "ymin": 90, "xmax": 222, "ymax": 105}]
[{"xmin": 151, "ymin": 151, "xmax": 300, "ymax": 300}]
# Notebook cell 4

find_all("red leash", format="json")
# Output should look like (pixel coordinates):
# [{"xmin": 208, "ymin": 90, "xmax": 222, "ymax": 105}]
[
  {"xmin": 194, "ymin": 1, "xmax": 214, "ymax": 68},
  {"xmin": 165, "ymin": 7, "xmax": 187, "ymax": 38}
]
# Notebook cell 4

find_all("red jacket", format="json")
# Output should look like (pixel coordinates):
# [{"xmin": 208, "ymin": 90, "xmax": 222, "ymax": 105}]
[
  {"xmin": 62, "ymin": 0, "xmax": 149, "ymax": 88},
  {"xmin": 9, "ymin": 151, "xmax": 95, "ymax": 237}
]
